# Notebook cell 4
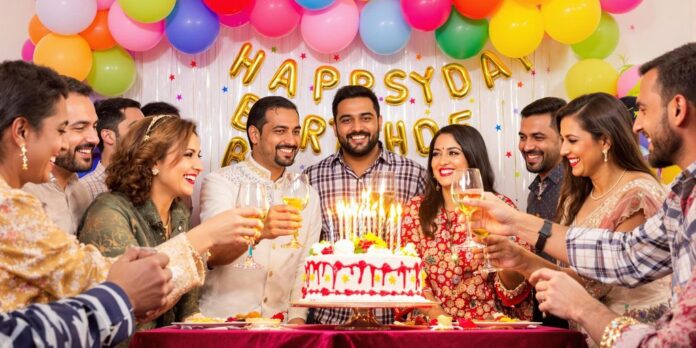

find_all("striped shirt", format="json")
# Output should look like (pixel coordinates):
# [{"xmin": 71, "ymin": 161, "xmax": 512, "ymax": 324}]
[
  {"xmin": 80, "ymin": 162, "xmax": 108, "ymax": 202},
  {"xmin": 303, "ymin": 144, "xmax": 426, "ymax": 325},
  {"xmin": 567, "ymin": 160, "xmax": 696, "ymax": 301},
  {"xmin": 0, "ymin": 282, "xmax": 134, "ymax": 348}
]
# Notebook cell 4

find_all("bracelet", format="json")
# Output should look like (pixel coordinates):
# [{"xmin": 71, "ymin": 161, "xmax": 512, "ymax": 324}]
[{"xmin": 599, "ymin": 316, "xmax": 638, "ymax": 348}]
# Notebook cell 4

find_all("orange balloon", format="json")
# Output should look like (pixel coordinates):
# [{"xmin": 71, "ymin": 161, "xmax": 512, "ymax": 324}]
[
  {"xmin": 80, "ymin": 10, "xmax": 116, "ymax": 51},
  {"xmin": 34, "ymin": 34, "xmax": 93, "ymax": 81},
  {"xmin": 28, "ymin": 15, "xmax": 51, "ymax": 45}
]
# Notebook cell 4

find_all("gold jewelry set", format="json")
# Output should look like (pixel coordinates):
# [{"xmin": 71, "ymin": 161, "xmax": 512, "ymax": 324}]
[{"xmin": 599, "ymin": 316, "xmax": 638, "ymax": 348}]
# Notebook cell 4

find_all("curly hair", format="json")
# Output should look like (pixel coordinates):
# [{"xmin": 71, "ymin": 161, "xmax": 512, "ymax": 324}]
[{"xmin": 106, "ymin": 115, "xmax": 197, "ymax": 206}]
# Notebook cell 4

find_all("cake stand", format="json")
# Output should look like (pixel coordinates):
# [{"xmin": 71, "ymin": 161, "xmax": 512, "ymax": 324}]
[{"xmin": 291, "ymin": 300, "xmax": 436, "ymax": 330}]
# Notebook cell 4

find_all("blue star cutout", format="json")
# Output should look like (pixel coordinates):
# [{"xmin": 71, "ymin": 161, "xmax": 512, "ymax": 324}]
[
  {"xmin": 513, "ymin": 108, "xmax": 519, "ymax": 114},
  {"xmin": 222, "ymin": 86, "xmax": 228, "ymax": 93},
  {"xmin": 495, "ymin": 124, "xmax": 502, "ymax": 131}
]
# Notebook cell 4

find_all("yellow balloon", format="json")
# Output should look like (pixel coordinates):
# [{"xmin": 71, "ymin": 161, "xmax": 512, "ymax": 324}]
[
  {"xmin": 384, "ymin": 69, "xmax": 409, "ymax": 106},
  {"xmin": 34, "ymin": 34, "xmax": 92, "ymax": 81},
  {"xmin": 541, "ymin": 0, "xmax": 601, "ymax": 44},
  {"xmin": 516, "ymin": 0, "xmax": 548, "ymax": 5},
  {"xmin": 413, "ymin": 118, "xmax": 439, "ymax": 157},
  {"xmin": 384, "ymin": 120, "xmax": 407, "ymax": 155},
  {"xmin": 269, "ymin": 59, "xmax": 298, "ymax": 98},
  {"xmin": 231, "ymin": 93, "xmax": 259, "ymax": 132},
  {"xmin": 564, "ymin": 59, "xmax": 618, "ymax": 99},
  {"xmin": 480, "ymin": 50, "xmax": 512, "ymax": 89},
  {"xmin": 489, "ymin": 0, "xmax": 544, "ymax": 58},
  {"xmin": 350, "ymin": 69, "xmax": 375, "ymax": 89},
  {"xmin": 300, "ymin": 115, "xmax": 327, "ymax": 154},
  {"xmin": 222, "ymin": 136, "xmax": 249, "ymax": 167},
  {"xmin": 441, "ymin": 63, "xmax": 471, "ymax": 99},
  {"xmin": 449, "ymin": 110, "xmax": 472, "ymax": 125},
  {"xmin": 229, "ymin": 42, "xmax": 266, "ymax": 85},
  {"xmin": 313, "ymin": 66, "xmax": 340, "ymax": 104},
  {"xmin": 659, "ymin": 165, "xmax": 681, "ymax": 185}
]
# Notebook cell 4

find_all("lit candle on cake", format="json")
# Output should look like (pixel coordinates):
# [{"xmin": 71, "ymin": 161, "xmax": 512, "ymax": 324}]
[
  {"xmin": 396, "ymin": 203, "xmax": 403, "ymax": 250},
  {"xmin": 326, "ymin": 208, "xmax": 335, "ymax": 246},
  {"xmin": 388, "ymin": 203, "xmax": 396, "ymax": 251}
]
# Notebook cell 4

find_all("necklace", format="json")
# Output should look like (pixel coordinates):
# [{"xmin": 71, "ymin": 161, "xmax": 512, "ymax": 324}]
[
  {"xmin": 590, "ymin": 170, "xmax": 627, "ymax": 201},
  {"xmin": 162, "ymin": 214, "xmax": 172, "ymax": 239}
]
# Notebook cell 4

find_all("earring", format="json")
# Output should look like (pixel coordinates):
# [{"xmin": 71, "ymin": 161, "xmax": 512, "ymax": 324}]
[
  {"xmin": 20, "ymin": 143, "xmax": 28, "ymax": 171},
  {"xmin": 435, "ymin": 183, "xmax": 441, "ymax": 191},
  {"xmin": 152, "ymin": 168, "xmax": 159, "ymax": 176},
  {"xmin": 602, "ymin": 149, "xmax": 608, "ymax": 163}
]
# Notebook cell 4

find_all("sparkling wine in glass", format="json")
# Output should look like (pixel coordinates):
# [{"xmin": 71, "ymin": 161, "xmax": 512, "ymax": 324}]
[
  {"xmin": 233, "ymin": 182, "xmax": 269, "ymax": 270},
  {"xmin": 280, "ymin": 173, "xmax": 310, "ymax": 249},
  {"xmin": 472, "ymin": 211, "xmax": 500, "ymax": 274},
  {"xmin": 450, "ymin": 168, "xmax": 485, "ymax": 252}
]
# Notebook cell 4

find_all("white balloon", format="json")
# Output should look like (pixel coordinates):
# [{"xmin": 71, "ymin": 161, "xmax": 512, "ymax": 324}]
[{"xmin": 36, "ymin": 0, "xmax": 97, "ymax": 35}]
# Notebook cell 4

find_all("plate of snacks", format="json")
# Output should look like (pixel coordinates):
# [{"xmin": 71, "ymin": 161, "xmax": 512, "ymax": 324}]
[
  {"xmin": 172, "ymin": 314, "xmax": 248, "ymax": 329},
  {"xmin": 472, "ymin": 313, "xmax": 541, "ymax": 328}
]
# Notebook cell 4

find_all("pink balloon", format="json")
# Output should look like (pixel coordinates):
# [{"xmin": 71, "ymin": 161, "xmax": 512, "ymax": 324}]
[
  {"xmin": 301, "ymin": 0, "xmax": 358, "ymax": 54},
  {"xmin": 617, "ymin": 65, "xmax": 641, "ymax": 97},
  {"xmin": 401, "ymin": 0, "xmax": 452, "ymax": 31},
  {"xmin": 97, "ymin": 0, "xmax": 115, "ymax": 10},
  {"xmin": 600, "ymin": 0, "xmax": 642, "ymax": 14},
  {"xmin": 21, "ymin": 39, "xmax": 35, "ymax": 62},
  {"xmin": 250, "ymin": 0, "xmax": 302, "ymax": 38},
  {"xmin": 220, "ymin": 0, "xmax": 254, "ymax": 28},
  {"xmin": 108, "ymin": 2, "xmax": 164, "ymax": 52}
]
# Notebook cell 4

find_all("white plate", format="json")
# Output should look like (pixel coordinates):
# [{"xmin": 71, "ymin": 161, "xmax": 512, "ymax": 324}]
[
  {"xmin": 171, "ymin": 322, "xmax": 248, "ymax": 329},
  {"xmin": 472, "ymin": 321, "xmax": 542, "ymax": 328}
]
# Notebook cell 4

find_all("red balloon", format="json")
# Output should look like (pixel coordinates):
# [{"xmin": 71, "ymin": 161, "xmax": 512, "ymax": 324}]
[
  {"xmin": 203, "ymin": 0, "xmax": 253, "ymax": 15},
  {"xmin": 452, "ymin": 0, "xmax": 502, "ymax": 19}
]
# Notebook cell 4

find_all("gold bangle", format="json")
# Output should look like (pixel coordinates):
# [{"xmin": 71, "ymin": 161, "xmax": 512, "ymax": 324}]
[{"xmin": 599, "ymin": 316, "xmax": 638, "ymax": 348}]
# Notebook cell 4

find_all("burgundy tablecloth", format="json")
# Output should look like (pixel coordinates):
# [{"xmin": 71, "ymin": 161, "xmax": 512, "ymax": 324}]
[{"xmin": 130, "ymin": 326, "xmax": 588, "ymax": 348}]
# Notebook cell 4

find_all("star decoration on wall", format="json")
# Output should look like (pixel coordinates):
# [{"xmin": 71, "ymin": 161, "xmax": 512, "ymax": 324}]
[
  {"xmin": 190, "ymin": 60, "xmax": 197, "ymax": 68},
  {"xmin": 222, "ymin": 86, "xmax": 228, "ymax": 93},
  {"xmin": 505, "ymin": 151, "xmax": 512, "ymax": 158},
  {"xmin": 271, "ymin": 46, "xmax": 277, "ymax": 53},
  {"xmin": 514, "ymin": 171, "xmax": 521, "ymax": 178},
  {"xmin": 425, "ymin": 109, "xmax": 431, "ymax": 115},
  {"xmin": 531, "ymin": 69, "xmax": 536, "ymax": 76},
  {"xmin": 176, "ymin": 94, "xmax": 182, "ymax": 101},
  {"xmin": 469, "ymin": 98, "xmax": 475, "ymax": 103},
  {"xmin": 333, "ymin": 54, "xmax": 340, "ymax": 61},
  {"xmin": 309, "ymin": 85, "xmax": 314, "ymax": 91},
  {"xmin": 378, "ymin": 96, "xmax": 384, "ymax": 102},
  {"xmin": 630, "ymin": 24, "xmax": 635, "ymax": 30},
  {"xmin": 409, "ymin": 98, "xmax": 415, "ymax": 104},
  {"xmin": 168, "ymin": 74, "xmax": 175, "ymax": 81},
  {"xmin": 416, "ymin": 53, "xmax": 422, "ymax": 60},
  {"xmin": 495, "ymin": 124, "xmax": 502, "ymax": 131},
  {"xmin": 513, "ymin": 108, "xmax": 519, "ymax": 114},
  {"xmin": 300, "ymin": 53, "xmax": 307, "ymax": 59},
  {"xmin": 517, "ymin": 81, "xmax": 524, "ymax": 88}
]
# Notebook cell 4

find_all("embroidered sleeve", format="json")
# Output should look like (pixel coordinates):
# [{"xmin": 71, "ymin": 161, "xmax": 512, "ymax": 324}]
[{"xmin": 599, "ymin": 185, "xmax": 664, "ymax": 230}]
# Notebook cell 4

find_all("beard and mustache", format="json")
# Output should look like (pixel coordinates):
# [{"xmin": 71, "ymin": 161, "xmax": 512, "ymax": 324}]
[
  {"xmin": 337, "ymin": 131, "xmax": 379, "ymax": 157},
  {"xmin": 54, "ymin": 143, "xmax": 95, "ymax": 172}
]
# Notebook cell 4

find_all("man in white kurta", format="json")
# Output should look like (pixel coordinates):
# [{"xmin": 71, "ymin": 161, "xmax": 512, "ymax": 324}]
[{"xmin": 198, "ymin": 96, "xmax": 321, "ymax": 323}]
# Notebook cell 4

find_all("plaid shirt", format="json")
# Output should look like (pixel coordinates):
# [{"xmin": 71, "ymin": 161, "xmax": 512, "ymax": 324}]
[
  {"xmin": 303, "ymin": 143, "xmax": 426, "ymax": 325},
  {"xmin": 567, "ymin": 161, "xmax": 696, "ymax": 302}
]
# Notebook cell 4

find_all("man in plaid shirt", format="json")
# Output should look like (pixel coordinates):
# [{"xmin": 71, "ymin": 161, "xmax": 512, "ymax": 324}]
[
  {"xmin": 471, "ymin": 43, "xmax": 696, "ymax": 346},
  {"xmin": 304, "ymin": 85, "xmax": 426, "ymax": 325}
]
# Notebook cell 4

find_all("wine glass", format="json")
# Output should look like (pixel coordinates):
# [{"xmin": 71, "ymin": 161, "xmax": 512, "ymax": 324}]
[
  {"xmin": 280, "ymin": 173, "xmax": 310, "ymax": 249},
  {"xmin": 232, "ymin": 182, "xmax": 269, "ymax": 270},
  {"xmin": 450, "ymin": 168, "xmax": 484, "ymax": 252},
  {"xmin": 472, "ymin": 210, "xmax": 500, "ymax": 275}
]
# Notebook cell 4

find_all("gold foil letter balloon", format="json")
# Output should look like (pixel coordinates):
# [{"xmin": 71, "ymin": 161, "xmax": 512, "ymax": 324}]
[
  {"xmin": 449, "ymin": 110, "xmax": 472, "ymax": 125},
  {"xmin": 518, "ymin": 56, "xmax": 533, "ymax": 72},
  {"xmin": 350, "ymin": 69, "xmax": 375, "ymax": 89},
  {"xmin": 268, "ymin": 59, "xmax": 298, "ymax": 98},
  {"xmin": 480, "ymin": 50, "xmax": 512, "ymax": 89},
  {"xmin": 413, "ymin": 118, "xmax": 439, "ymax": 156},
  {"xmin": 384, "ymin": 120, "xmax": 407, "ymax": 155},
  {"xmin": 384, "ymin": 69, "xmax": 409, "ymax": 106},
  {"xmin": 300, "ymin": 115, "xmax": 327, "ymax": 154},
  {"xmin": 409, "ymin": 67, "xmax": 434, "ymax": 105},
  {"xmin": 222, "ymin": 136, "xmax": 249, "ymax": 167},
  {"xmin": 229, "ymin": 42, "xmax": 266, "ymax": 85},
  {"xmin": 313, "ymin": 66, "xmax": 340, "ymax": 104},
  {"xmin": 231, "ymin": 93, "xmax": 259, "ymax": 131},
  {"xmin": 441, "ymin": 63, "xmax": 471, "ymax": 99}
]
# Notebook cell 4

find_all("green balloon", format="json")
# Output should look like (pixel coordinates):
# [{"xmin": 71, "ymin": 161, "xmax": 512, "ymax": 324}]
[
  {"xmin": 118, "ymin": 0, "xmax": 176, "ymax": 23},
  {"xmin": 86, "ymin": 46, "xmax": 136, "ymax": 97},
  {"xmin": 571, "ymin": 12, "xmax": 619, "ymax": 59},
  {"xmin": 435, "ymin": 8, "xmax": 488, "ymax": 60}
]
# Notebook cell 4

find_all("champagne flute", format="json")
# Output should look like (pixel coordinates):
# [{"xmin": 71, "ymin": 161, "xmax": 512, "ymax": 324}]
[
  {"xmin": 472, "ymin": 210, "xmax": 500, "ymax": 274},
  {"xmin": 370, "ymin": 170, "xmax": 396, "ymax": 236},
  {"xmin": 450, "ymin": 168, "xmax": 484, "ymax": 252},
  {"xmin": 233, "ymin": 182, "xmax": 268, "ymax": 270},
  {"xmin": 280, "ymin": 173, "xmax": 310, "ymax": 249}
]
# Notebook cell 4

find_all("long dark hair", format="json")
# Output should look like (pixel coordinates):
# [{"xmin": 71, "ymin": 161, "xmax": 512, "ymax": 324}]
[
  {"xmin": 554, "ymin": 93, "xmax": 656, "ymax": 224},
  {"xmin": 419, "ymin": 124, "xmax": 498, "ymax": 238}
]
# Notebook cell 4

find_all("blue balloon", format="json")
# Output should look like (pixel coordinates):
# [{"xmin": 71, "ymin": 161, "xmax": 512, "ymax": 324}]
[
  {"xmin": 295, "ymin": 0, "xmax": 336, "ymax": 10},
  {"xmin": 359, "ymin": 0, "xmax": 411, "ymax": 55},
  {"xmin": 166, "ymin": 0, "xmax": 220, "ymax": 55}
]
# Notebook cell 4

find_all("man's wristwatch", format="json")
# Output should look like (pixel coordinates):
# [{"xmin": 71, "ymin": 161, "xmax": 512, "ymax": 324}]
[{"xmin": 534, "ymin": 219, "xmax": 553, "ymax": 254}]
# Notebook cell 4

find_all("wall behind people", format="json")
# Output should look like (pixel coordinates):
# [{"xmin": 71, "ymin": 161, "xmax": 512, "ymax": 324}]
[{"xmin": 1, "ymin": 0, "xmax": 695, "ymax": 213}]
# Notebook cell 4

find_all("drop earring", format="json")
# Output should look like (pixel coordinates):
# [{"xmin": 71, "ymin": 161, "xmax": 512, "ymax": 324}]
[
  {"xmin": 602, "ymin": 149, "xmax": 608, "ymax": 163},
  {"xmin": 20, "ymin": 143, "xmax": 28, "ymax": 170}
]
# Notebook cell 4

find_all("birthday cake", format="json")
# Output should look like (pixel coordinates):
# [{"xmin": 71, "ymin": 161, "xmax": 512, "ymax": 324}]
[{"xmin": 300, "ymin": 234, "xmax": 428, "ymax": 303}]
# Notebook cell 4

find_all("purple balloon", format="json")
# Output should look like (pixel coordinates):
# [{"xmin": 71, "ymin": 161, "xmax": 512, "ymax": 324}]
[
  {"xmin": 166, "ymin": 0, "xmax": 221, "ymax": 55},
  {"xmin": 21, "ymin": 39, "xmax": 35, "ymax": 62},
  {"xmin": 219, "ymin": 0, "xmax": 254, "ymax": 28}
]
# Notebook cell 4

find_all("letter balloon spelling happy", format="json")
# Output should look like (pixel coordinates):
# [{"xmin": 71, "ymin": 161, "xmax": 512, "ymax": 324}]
[
  {"xmin": 268, "ymin": 59, "xmax": 298, "ymax": 98},
  {"xmin": 229, "ymin": 42, "xmax": 266, "ymax": 85}
]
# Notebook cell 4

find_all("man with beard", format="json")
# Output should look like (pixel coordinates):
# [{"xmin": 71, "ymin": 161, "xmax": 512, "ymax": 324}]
[
  {"xmin": 23, "ymin": 76, "xmax": 97, "ymax": 235},
  {"xmin": 197, "ymin": 96, "xmax": 320, "ymax": 324},
  {"xmin": 468, "ymin": 43, "xmax": 696, "ymax": 346},
  {"xmin": 303, "ymin": 85, "xmax": 426, "ymax": 325}
]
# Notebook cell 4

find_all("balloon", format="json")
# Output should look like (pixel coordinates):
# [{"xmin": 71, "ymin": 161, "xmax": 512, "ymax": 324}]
[
  {"xmin": 452, "ymin": 0, "xmax": 502, "ymax": 19},
  {"xmin": 449, "ymin": 110, "xmax": 472, "ymax": 125},
  {"xmin": 441, "ymin": 63, "xmax": 472, "ymax": 98},
  {"xmin": 36, "ymin": 0, "xmax": 97, "ymax": 35},
  {"xmin": 384, "ymin": 69, "xmax": 409, "ymax": 105},
  {"xmin": 86, "ymin": 46, "xmax": 136, "ymax": 96},
  {"xmin": 313, "ymin": 66, "xmax": 340, "ymax": 104},
  {"xmin": 165, "ymin": 0, "xmax": 220, "ymax": 55},
  {"xmin": 658, "ymin": 165, "xmax": 680, "ymax": 185},
  {"xmin": 118, "ymin": 0, "xmax": 176, "ymax": 23},
  {"xmin": 229, "ymin": 43, "xmax": 266, "ymax": 85},
  {"xmin": 541, "ymin": 0, "xmax": 602, "ymax": 44},
  {"xmin": 518, "ymin": 56, "xmax": 534, "ymax": 71},
  {"xmin": 565, "ymin": 58, "xmax": 618, "ymax": 99},
  {"xmin": 97, "ymin": 0, "xmax": 116, "ymax": 10},
  {"xmin": 600, "ymin": 0, "xmax": 641, "ymax": 14},
  {"xmin": 204, "ymin": 0, "xmax": 253, "ymax": 15},
  {"xmin": 413, "ymin": 118, "xmax": 439, "ymax": 156},
  {"xmin": 300, "ymin": 115, "xmax": 327, "ymax": 154},
  {"xmin": 219, "ymin": 1, "xmax": 254, "ymax": 27},
  {"xmin": 350, "ymin": 69, "xmax": 375, "ymax": 89},
  {"xmin": 617, "ymin": 64, "xmax": 641, "ymax": 97},
  {"xmin": 410, "ymin": 67, "xmax": 434, "ymax": 104},
  {"xmin": 21, "ymin": 40, "xmax": 35, "ymax": 62},
  {"xmin": 435, "ymin": 10, "xmax": 488, "ymax": 60},
  {"xmin": 516, "ymin": 0, "xmax": 548, "ymax": 5},
  {"xmin": 222, "ymin": 136, "xmax": 250, "ymax": 166},
  {"xmin": 481, "ymin": 50, "xmax": 512, "ymax": 89},
  {"xmin": 359, "ymin": 0, "xmax": 412, "ymax": 55},
  {"xmin": 108, "ymin": 2, "xmax": 165, "ymax": 52},
  {"xmin": 384, "ymin": 120, "xmax": 408, "ymax": 155},
  {"xmin": 80, "ymin": 10, "xmax": 117, "ymax": 51},
  {"xmin": 296, "ymin": 0, "xmax": 336, "ymax": 10},
  {"xmin": 269, "ymin": 59, "xmax": 298, "ymax": 98},
  {"xmin": 401, "ymin": 0, "xmax": 452, "ymax": 32},
  {"xmin": 28, "ymin": 15, "xmax": 51, "ymax": 45},
  {"xmin": 489, "ymin": 1, "xmax": 544, "ymax": 58},
  {"xmin": 231, "ymin": 93, "xmax": 260, "ymax": 131},
  {"xmin": 571, "ymin": 12, "xmax": 619, "ymax": 59},
  {"xmin": 33, "ymin": 34, "xmax": 92, "ymax": 80},
  {"xmin": 301, "ymin": 0, "xmax": 359, "ymax": 54},
  {"xmin": 250, "ymin": 0, "xmax": 302, "ymax": 38}
]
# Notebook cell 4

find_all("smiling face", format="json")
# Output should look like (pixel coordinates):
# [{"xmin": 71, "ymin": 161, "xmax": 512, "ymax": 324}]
[
  {"xmin": 21, "ymin": 97, "xmax": 69, "ymax": 185},
  {"xmin": 430, "ymin": 133, "xmax": 469, "ymax": 189},
  {"xmin": 250, "ymin": 107, "xmax": 300, "ymax": 171},
  {"xmin": 333, "ymin": 97, "xmax": 382, "ymax": 157},
  {"xmin": 152, "ymin": 133, "xmax": 203, "ymax": 198},
  {"xmin": 559, "ymin": 115, "xmax": 608, "ymax": 178},
  {"xmin": 518, "ymin": 114, "xmax": 562, "ymax": 175},
  {"xmin": 53, "ymin": 93, "xmax": 99, "ymax": 173}
]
